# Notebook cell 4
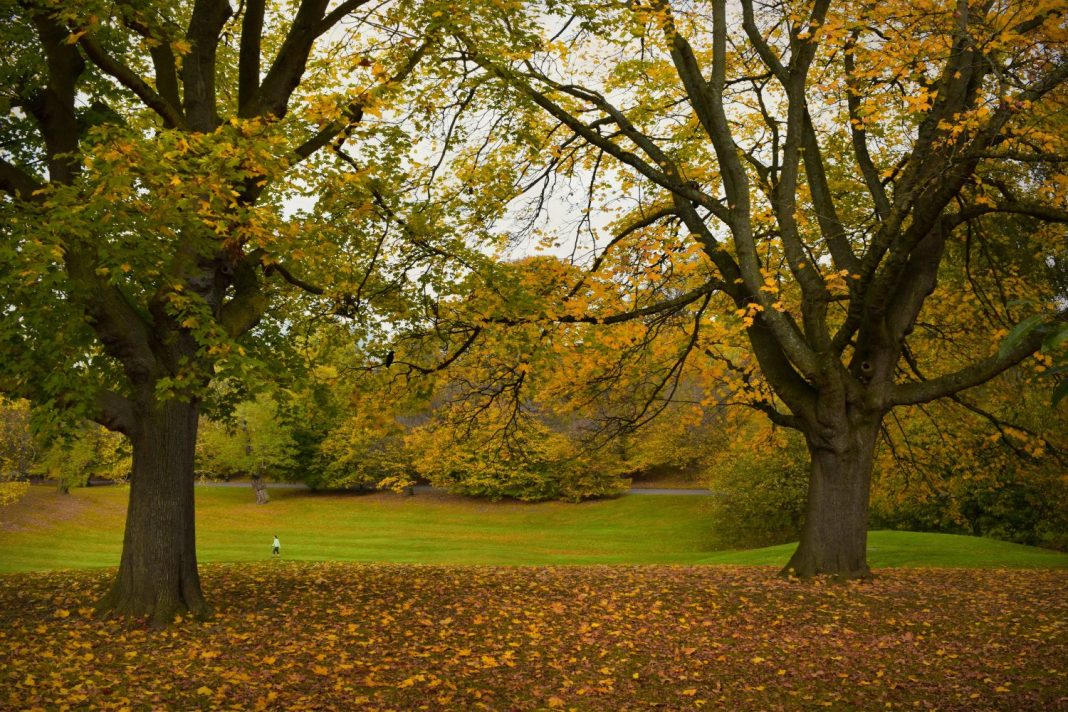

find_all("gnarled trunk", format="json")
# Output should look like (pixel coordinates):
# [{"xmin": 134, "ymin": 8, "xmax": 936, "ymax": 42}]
[
  {"xmin": 784, "ymin": 413, "xmax": 881, "ymax": 579},
  {"xmin": 97, "ymin": 399, "xmax": 209, "ymax": 626},
  {"xmin": 251, "ymin": 474, "xmax": 269, "ymax": 505}
]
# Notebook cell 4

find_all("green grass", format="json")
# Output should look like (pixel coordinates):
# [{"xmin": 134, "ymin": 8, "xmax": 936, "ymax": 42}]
[
  {"xmin": 699, "ymin": 530, "xmax": 1068, "ymax": 568},
  {"xmin": 1, "ymin": 484, "xmax": 1065, "ymax": 573},
  {"xmin": 0, "ymin": 484, "xmax": 717, "ymax": 573}
]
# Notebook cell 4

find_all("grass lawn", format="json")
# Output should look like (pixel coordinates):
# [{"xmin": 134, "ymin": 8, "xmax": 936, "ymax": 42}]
[
  {"xmin": 698, "ymin": 530, "xmax": 1068, "ymax": 569},
  {"xmin": 1, "ymin": 484, "xmax": 1065, "ymax": 573},
  {"xmin": 0, "ymin": 484, "xmax": 717, "ymax": 573}
]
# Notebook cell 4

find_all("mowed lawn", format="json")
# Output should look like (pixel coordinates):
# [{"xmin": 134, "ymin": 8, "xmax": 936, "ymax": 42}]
[
  {"xmin": 0, "ymin": 484, "xmax": 718, "ymax": 573},
  {"xmin": 1, "ymin": 484, "xmax": 1066, "ymax": 573}
]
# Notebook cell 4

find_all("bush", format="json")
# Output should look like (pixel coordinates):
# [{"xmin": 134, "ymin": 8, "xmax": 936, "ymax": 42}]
[
  {"xmin": 871, "ymin": 468, "xmax": 1068, "ymax": 551},
  {"xmin": 703, "ymin": 429, "xmax": 808, "ymax": 549},
  {"xmin": 0, "ymin": 481, "xmax": 29, "ymax": 507},
  {"xmin": 408, "ymin": 417, "xmax": 627, "ymax": 502},
  {"xmin": 312, "ymin": 407, "xmax": 414, "ymax": 491},
  {"xmin": 35, "ymin": 425, "xmax": 131, "ymax": 491}
]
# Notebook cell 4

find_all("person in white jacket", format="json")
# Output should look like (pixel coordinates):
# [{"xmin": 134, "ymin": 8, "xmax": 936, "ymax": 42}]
[{"xmin": 272, "ymin": 535, "xmax": 280, "ymax": 558}]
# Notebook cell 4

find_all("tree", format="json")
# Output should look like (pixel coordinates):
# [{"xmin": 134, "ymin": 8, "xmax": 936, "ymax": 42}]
[
  {"xmin": 196, "ymin": 394, "xmax": 298, "ymax": 486},
  {"xmin": 0, "ymin": 398, "xmax": 35, "ymax": 507},
  {"xmin": 0, "ymin": 398, "xmax": 36, "ymax": 482},
  {"xmin": 0, "ymin": 0, "xmax": 438, "ymax": 623},
  {"xmin": 438, "ymin": 0, "xmax": 1068, "ymax": 576},
  {"xmin": 36, "ymin": 421, "xmax": 131, "ymax": 493}
]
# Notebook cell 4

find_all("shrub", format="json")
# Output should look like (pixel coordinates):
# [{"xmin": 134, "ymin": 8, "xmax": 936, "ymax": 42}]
[
  {"xmin": 408, "ymin": 417, "xmax": 627, "ymax": 502},
  {"xmin": 703, "ymin": 428, "xmax": 808, "ymax": 549}
]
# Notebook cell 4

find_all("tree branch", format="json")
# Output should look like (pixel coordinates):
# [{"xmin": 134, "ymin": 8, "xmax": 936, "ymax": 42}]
[
  {"xmin": 487, "ymin": 280, "xmax": 724, "ymax": 328},
  {"xmin": 79, "ymin": 36, "xmax": 185, "ymax": 129},
  {"xmin": 217, "ymin": 255, "xmax": 268, "ymax": 338},
  {"xmin": 944, "ymin": 200, "xmax": 1068, "ymax": 229},
  {"xmin": 93, "ymin": 390, "xmax": 140, "ymax": 438},
  {"xmin": 182, "ymin": 0, "xmax": 233, "ymax": 131},
  {"xmin": 844, "ymin": 31, "xmax": 891, "ymax": 220},
  {"xmin": 238, "ymin": 0, "xmax": 266, "ymax": 111},
  {"xmin": 250, "ymin": 0, "xmax": 330, "ymax": 118},
  {"xmin": 264, "ymin": 261, "xmax": 325, "ymax": 295},
  {"xmin": 396, "ymin": 327, "xmax": 482, "ymax": 375},
  {"xmin": 890, "ymin": 311, "xmax": 1063, "ymax": 406},
  {"xmin": 291, "ymin": 38, "xmax": 429, "ymax": 165},
  {"xmin": 0, "ymin": 158, "xmax": 45, "ymax": 201},
  {"xmin": 317, "ymin": 0, "xmax": 373, "ymax": 35},
  {"xmin": 465, "ymin": 46, "xmax": 723, "ymax": 218},
  {"xmin": 118, "ymin": 11, "xmax": 182, "ymax": 114}
]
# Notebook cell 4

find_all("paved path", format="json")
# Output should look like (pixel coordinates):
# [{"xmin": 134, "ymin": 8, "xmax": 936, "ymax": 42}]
[
  {"xmin": 624, "ymin": 488, "xmax": 714, "ymax": 495},
  {"xmin": 197, "ymin": 481, "xmax": 307, "ymax": 489},
  {"xmin": 195, "ymin": 481, "xmax": 715, "ymax": 496}
]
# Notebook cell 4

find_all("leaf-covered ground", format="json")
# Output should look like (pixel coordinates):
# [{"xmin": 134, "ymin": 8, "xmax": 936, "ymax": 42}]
[{"xmin": 1, "ymin": 564, "xmax": 1065, "ymax": 711}]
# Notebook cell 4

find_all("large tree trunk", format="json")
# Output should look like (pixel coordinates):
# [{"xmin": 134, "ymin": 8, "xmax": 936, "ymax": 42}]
[
  {"xmin": 784, "ymin": 413, "xmax": 882, "ymax": 579},
  {"xmin": 97, "ymin": 399, "xmax": 209, "ymax": 626}
]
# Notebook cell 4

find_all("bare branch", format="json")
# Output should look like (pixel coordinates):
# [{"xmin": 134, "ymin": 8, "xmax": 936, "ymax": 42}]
[
  {"xmin": 318, "ymin": 0, "xmax": 374, "ymax": 35},
  {"xmin": 264, "ymin": 261, "xmax": 325, "ymax": 295},
  {"xmin": 488, "ymin": 280, "xmax": 724, "ymax": 328},
  {"xmin": 396, "ymin": 327, "xmax": 483, "ymax": 375}
]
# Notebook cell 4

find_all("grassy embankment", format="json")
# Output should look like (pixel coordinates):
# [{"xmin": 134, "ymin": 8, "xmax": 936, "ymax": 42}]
[{"xmin": 1, "ymin": 484, "xmax": 1065, "ymax": 573}]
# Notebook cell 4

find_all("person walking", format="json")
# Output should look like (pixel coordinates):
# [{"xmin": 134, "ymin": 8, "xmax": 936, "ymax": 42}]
[{"xmin": 272, "ymin": 535, "xmax": 280, "ymax": 558}]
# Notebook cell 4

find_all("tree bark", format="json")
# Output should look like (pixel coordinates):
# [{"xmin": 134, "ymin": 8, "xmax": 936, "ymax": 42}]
[
  {"xmin": 784, "ymin": 412, "xmax": 881, "ymax": 579},
  {"xmin": 97, "ymin": 399, "xmax": 209, "ymax": 626},
  {"xmin": 252, "ymin": 473, "xmax": 269, "ymax": 505}
]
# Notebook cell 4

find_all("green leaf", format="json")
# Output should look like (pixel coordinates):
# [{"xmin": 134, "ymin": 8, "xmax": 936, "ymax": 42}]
[
  {"xmin": 998, "ymin": 315, "xmax": 1045, "ymax": 358},
  {"xmin": 1041, "ymin": 324, "xmax": 1068, "ymax": 353},
  {"xmin": 1053, "ymin": 379, "xmax": 1068, "ymax": 408}
]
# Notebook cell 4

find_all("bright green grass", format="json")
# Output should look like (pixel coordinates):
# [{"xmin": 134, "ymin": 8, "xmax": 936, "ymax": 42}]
[
  {"xmin": 1, "ymin": 485, "xmax": 1065, "ymax": 573},
  {"xmin": 698, "ymin": 530, "xmax": 1068, "ymax": 569},
  {"xmin": 0, "ymin": 485, "xmax": 716, "ymax": 573}
]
